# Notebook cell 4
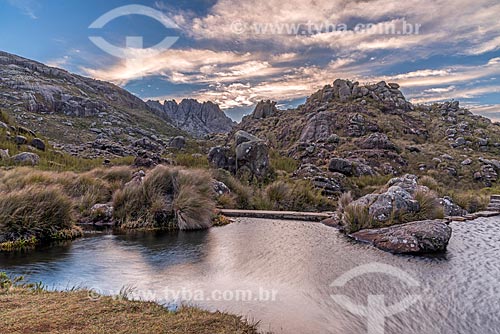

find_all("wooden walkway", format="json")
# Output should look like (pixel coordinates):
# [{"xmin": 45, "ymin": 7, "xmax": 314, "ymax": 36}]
[{"xmin": 218, "ymin": 209, "xmax": 332, "ymax": 222}]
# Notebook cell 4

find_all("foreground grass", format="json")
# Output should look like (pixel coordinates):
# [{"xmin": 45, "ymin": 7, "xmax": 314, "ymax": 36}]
[
  {"xmin": 0, "ymin": 288, "xmax": 259, "ymax": 334},
  {"xmin": 0, "ymin": 165, "xmax": 216, "ymax": 251}
]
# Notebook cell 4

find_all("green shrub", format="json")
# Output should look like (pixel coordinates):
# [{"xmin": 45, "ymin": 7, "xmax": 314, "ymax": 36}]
[
  {"xmin": 270, "ymin": 151, "xmax": 298, "ymax": 173},
  {"xmin": 265, "ymin": 180, "xmax": 291, "ymax": 205},
  {"xmin": 398, "ymin": 190, "xmax": 444, "ymax": 222},
  {"xmin": 0, "ymin": 168, "xmax": 114, "ymax": 217},
  {"xmin": 352, "ymin": 175, "xmax": 392, "ymax": 196},
  {"xmin": 419, "ymin": 176, "xmax": 441, "ymax": 193},
  {"xmin": 212, "ymin": 169, "xmax": 254, "ymax": 209},
  {"xmin": 88, "ymin": 166, "xmax": 133, "ymax": 188},
  {"xmin": 174, "ymin": 153, "xmax": 209, "ymax": 169},
  {"xmin": 0, "ymin": 186, "xmax": 75, "ymax": 246},
  {"xmin": 353, "ymin": 175, "xmax": 392, "ymax": 189},
  {"xmin": 174, "ymin": 171, "xmax": 215, "ymax": 230},
  {"xmin": 342, "ymin": 204, "xmax": 375, "ymax": 233},
  {"xmin": 261, "ymin": 179, "xmax": 335, "ymax": 211},
  {"xmin": 337, "ymin": 191, "xmax": 353, "ymax": 213},
  {"xmin": 112, "ymin": 183, "xmax": 149, "ymax": 228},
  {"xmin": 450, "ymin": 191, "xmax": 489, "ymax": 213},
  {"xmin": 215, "ymin": 193, "xmax": 238, "ymax": 209},
  {"xmin": 0, "ymin": 110, "xmax": 10, "ymax": 124}
]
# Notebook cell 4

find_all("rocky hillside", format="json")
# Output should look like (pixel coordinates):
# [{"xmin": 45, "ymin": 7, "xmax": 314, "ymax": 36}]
[
  {"xmin": 147, "ymin": 99, "xmax": 235, "ymax": 138},
  {"xmin": 0, "ymin": 51, "xmax": 185, "ymax": 157},
  {"xmin": 231, "ymin": 79, "xmax": 500, "ymax": 190}
]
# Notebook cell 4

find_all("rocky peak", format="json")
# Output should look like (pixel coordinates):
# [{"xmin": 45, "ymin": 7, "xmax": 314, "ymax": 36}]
[
  {"xmin": 252, "ymin": 100, "xmax": 278, "ymax": 119},
  {"xmin": 303, "ymin": 79, "xmax": 414, "ymax": 113},
  {"xmin": 147, "ymin": 98, "xmax": 235, "ymax": 138}
]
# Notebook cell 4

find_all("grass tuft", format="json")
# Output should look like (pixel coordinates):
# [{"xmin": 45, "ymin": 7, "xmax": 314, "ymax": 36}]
[
  {"xmin": 113, "ymin": 165, "xmax": 215, "ymax": 230},
  {"xmin": 0, "ymin": 186, "xmax": 76, "ymax": 248},
  {"xmin": 342, "ymin": 204, "xmax": 376, "ymax": 233}
]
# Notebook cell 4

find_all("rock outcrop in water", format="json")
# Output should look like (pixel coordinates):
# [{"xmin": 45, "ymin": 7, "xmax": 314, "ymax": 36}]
[
  {"xmin": 147, "ymin": 99, "xmax": 235, "ymax": 138},
  {"xmin": 351, "ymin": 220, "xmax": 452, "ymax": 254},
  {"xmin": 350, "ymin": 174, "xmax": 425, "ymax": 223}
]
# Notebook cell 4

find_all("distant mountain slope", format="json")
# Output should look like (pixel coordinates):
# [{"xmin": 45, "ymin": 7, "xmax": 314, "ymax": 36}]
[
  {"xmin": 147, "ymin": 99, "xmax": 235, "ymax": 138},
  {"xmin": 0, "ymin": 51, "xmax": 184, "ymax": 151}
]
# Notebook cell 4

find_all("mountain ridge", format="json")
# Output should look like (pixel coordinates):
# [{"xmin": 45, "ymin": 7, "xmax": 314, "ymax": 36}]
[
  {"xmin": 0, "ymin": 50, "xmax": 188, "ymax": 156},
  {"xmin": 147, "ymin": 98, "xmax": 236, "ymax": 138},
  {"xmin": 0, "ymin": 50, "xmax": 236, "ymax": 160}
]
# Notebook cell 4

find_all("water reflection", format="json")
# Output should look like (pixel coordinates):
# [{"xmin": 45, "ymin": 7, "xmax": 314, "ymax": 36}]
[{"xmin": 1, "ymin": 217, "xmax": 500, "ymax": 334}]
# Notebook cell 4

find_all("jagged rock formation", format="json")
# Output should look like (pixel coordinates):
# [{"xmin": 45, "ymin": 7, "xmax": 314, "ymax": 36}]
[
  {"xmin": 147, "ymin": 99, "xmax": 235, "ymax": 138},
  {"xmin": 208, "ymin": 130, "xmax": 271, "ymax": 180},
  {"xmin": 251, "ymin": 100, "xmax": 278, "ymax": 119},
  {"xmin": 0, "ymin": 51, "xmax": 185, "ymax": 157},
  {"xmin": 233, "ymin": 78, "xmax": 500, "ymax": 189}
]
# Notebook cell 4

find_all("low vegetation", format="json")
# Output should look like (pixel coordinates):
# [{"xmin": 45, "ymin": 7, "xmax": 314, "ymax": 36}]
[
  {"xmin": 398, "ymin": 190, "xmax": 445, "ymax": 223},
  {"xmin": 0, "ymin": 165, "xmax": 218, "ymax": 251},
  {"xmin": 449, "ymin": 191, "xmax": 489, "ymax": 213},
  {"xmin": 0, "ymin": 274, "xmax": 260, "ymax": 334},
  {"xmin": 418, "ymin": 175, "xmax": 489, "ymax": 213},
  {"xmin": 212, "ymin": 169, "xmax": 335, "ymax": 212},
  {"xmin": 269, "ymin": 150, "xmax": 298, "ymax": 174},
  {"xmin": 0, "ymin": 117, "xmax": 134, "ymax": 172},
  {"xmin": 0, "ymin": 186, "xmax": 82, "ymax": 251},
  {"xmin": 260, "ymin": 180, "xmax": 334, "ymax": 211},
  {"xmin": 173, "ymin": 152, "xmax": 210, "ymax": 169},
  {"xmin": 342, "ymin": 204, "xmax": 376, "ymax": 233},
  {"xmin": 113, "ymin": 166, "xmax": 215, "ymax": 230}
]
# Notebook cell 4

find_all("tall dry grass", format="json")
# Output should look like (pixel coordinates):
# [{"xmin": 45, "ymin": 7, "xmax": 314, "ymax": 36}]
[
  {"xmin": 0, "ymin": 185, "xmax": 79, "ymax": 247},
  {"xmin": 113, "ymin": 165, "xmax": 215, "ymax": 230}
]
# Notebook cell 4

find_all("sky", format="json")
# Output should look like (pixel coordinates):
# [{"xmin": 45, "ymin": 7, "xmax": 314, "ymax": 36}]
[{"xmin": 1, "ymin": 0, "xmax": 500, "ymax": 122}]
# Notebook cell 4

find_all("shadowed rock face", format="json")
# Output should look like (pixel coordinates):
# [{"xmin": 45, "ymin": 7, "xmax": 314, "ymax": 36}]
[
  {"xmin": 0, "ymin": 51, "xmax": 151, "ymax": 117},
  {"xmin": 207, "ymin": 130, "xmax": 271, "ymax": 180},
  {"xmin": 351, "ymin": 220, "xmax": 452, "ymax": 254},
  {"xmin": 147, "ymin": 99, "xmax": 235, "ymax": 138},
  {"xmin": 252, "ymin": 100, "xmax": 278, "ymax": 119}
]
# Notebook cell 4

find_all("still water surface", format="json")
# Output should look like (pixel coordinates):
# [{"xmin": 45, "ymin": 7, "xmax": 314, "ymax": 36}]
[{"xmin": 1, "ymin": 217, "xmax": 500, "ymax": 334}]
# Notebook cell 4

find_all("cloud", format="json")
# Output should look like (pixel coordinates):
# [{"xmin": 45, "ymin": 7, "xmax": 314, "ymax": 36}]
[
  {"xmin": 144, "ymin": 57, "xmax": 500, "ymax": 110},
  {"xmin": 80, "ymin": 0, "xmax": 500, "ymax": 116},
  {"xmin": 180, "ymin": 0, "xmax": 500, "ymax": 57},
  {"xmin": 46, "ymin": 56, "xmax": 70, "ymax": 68},
  {"xmin": 374, "ymin": 58, "xmax": 500, "ymax": 89},
  {"xmin": 8, "ymin": 0, "xmax": 40, "ymax": 19},
  {"xmin": 82, "ymin": 49, "xmax": 268, "ymax": 84},
  {"xmin": 466, "ymin": 104, "xmax": 500, "ymax": 122},
  {"xmin": 410, "ymin": 85, "xmax": 500, "ymax": 104},
  {"xmin": 422, "ymin": 86, "xmax": 457, "ymax": 94}
]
